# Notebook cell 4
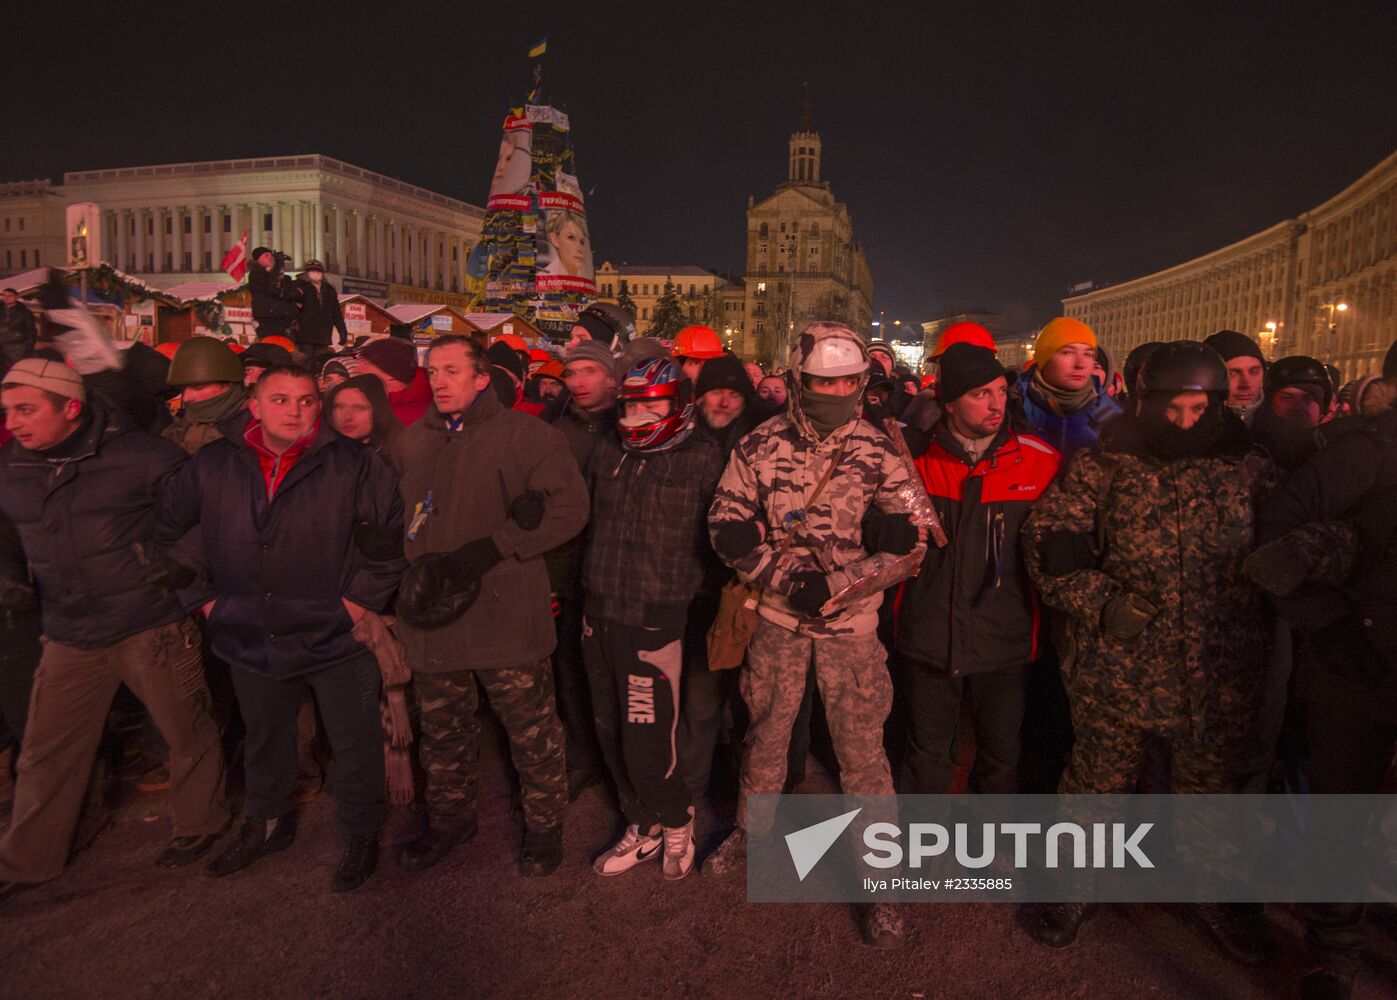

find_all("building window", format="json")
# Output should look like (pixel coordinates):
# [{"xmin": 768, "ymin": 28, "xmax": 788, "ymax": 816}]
[
  {"xmin": 19, "ymin": 250, "xmax": 26, "ymax": 267},
  {"xmin": 758, "ymin": 223, "xmax": 768, "ymax": 238},
  {"xmin": 183, "ymin": 252, "xmax": 192, "ymax": 270},
  {"xmin": 221, "ymin": 215, "xmax": 230, "ymax": 233},
  {"xmin": 689, "ymin": 284, "xmax": 696, "ymax": 296},
  {"xmin": 147, "ymin": 218, "xmax": 155, "ymax": 235},
  {"xmin": 183, "ymin": 216, "xmax": 192, "ymax": 234},
  {"xmin": 130, "ymin": 218, "xmax": 136, "ymax": 235},
  {"xmin": 147, "ymin": 254, "xmax": 154, "ymax": 271},
  {"xmin": 165, "ymin": 217, "xmax": 173, "ymax": 235},
  {"xmin": 203, "ymin": 251, "xmax": 212, "ymax": 270},
  {"xmin": 642, "ymin": 308, "xmax": 649, "ymax": 320},
  {"xmin": 780, "ymin": 223, "xmax": 787, "ymax": 233},
  {"xmin": 165, "ymin": 252, "xmax": 173, "ymax": 270},
  {"xmin": 18, "ymin": 217, "xmax": 24, "ymax": 231},
  {"xmin": 263, "ymin": 213, "xmax": 273, "ymax": 231}
]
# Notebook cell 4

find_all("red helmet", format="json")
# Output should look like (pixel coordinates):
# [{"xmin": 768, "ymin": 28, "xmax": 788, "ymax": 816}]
[
  {"xmin": 932, "ymin": 322, "xmax": 997, "ymax": 358},
  {"xmin": 617, "ymin": 357, "xmax": 693, "ymax": 450},
  {"xmin": 672, "ymin": 324, "xmax": 725, "ymax": 359}
]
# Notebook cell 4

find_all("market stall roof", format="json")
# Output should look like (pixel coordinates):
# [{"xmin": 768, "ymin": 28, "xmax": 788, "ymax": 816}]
[
  {"xmin": 2, "ymin": 268, "xmax": 50, "ymax": 295},
  {"xmin": 386, "ymin": 303, "xmax": 467, "ymax": 325},
  {"xmin": 161, "ymin": 280, "xmax": 241, "ymax": 301},
  {"xmin": 462, "ymin": 312, "xmax": 524, "ymax": 332}
]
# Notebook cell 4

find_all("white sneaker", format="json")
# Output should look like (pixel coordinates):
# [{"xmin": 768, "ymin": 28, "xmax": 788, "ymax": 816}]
[
  {"xmin": 662, "ymin": 821, "xmax": 695, "ymax": 881},
  {"xmin": 593, "ymin": 824, "xmax": 662, "ymax": 877}
]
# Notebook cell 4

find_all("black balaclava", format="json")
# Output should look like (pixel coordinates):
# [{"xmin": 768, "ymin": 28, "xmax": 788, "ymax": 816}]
[{"xmin": 1138, "ymin": 392, "xmax": 1226, "ymax": 461}]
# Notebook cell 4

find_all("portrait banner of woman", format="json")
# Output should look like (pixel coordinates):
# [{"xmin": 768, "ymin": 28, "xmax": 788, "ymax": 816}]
[
  {"xmin": 536, "ymin": 193, "xmax": 595, "ymax": 293},
  {"xmin": 487, "ymin": 115, "xmax": 533, "ymax": 209}
]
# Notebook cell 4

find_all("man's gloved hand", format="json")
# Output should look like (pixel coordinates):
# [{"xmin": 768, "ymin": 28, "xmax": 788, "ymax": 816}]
[
  {"xmin": 508, "ymin": 490, "xmax": 547, "ymax": 531},
  {"xmin": 1243, "ymin": 538, "xmax": 1314, "ymax": 598},
  {"xmin": 444, "ymin": 536, "xmax": 504, "ymax": 592},
  {"xmin": 1040, "ymin": 530, "xmax": 1096, "ymax": 578},
  {"xmin": 142, "ymin": 556, "xmax": 197, "ymax": 592},
  {"xmin": 398, "ymin": 554, "xmax": 478, "ymax": 630},
  {"xmin": 788, "ymin": 572, "xmax": 832, "ymax": 618},
  {"xmin": 900, "ymin": 426, "xmax": 932, "ymax": 459},
  {"xmin": 1100, "ymin": 593, "xmax": 1159, "ymax": 640},
  {"xmin": 863, "ymin": 400, "xmax": 889, "ymax": 431},
  {"xmin": 0, "ymin": 580, "xmax": 37, "ymax": 614},
  {"xmin": 354, "ymin": 520, "xmax": 404, "ymax": 562},
  {"xmin": 713, "ymin": 521, "xmax": 764, "ymax": 562},
  {"xmin": 862, "ymin": 512, "xmax": 918, "ymax": 556}
]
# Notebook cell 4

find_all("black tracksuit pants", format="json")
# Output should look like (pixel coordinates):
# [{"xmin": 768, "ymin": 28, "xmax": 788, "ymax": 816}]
[{"xmin": 582, "ymin": 618, "xmax": 690, "ymax": 830}]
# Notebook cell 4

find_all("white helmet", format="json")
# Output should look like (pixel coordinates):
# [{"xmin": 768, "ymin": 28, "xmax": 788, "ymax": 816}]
[{"xmin": 803, "ymin": 335, "xmax": 869, "ymax": 378}]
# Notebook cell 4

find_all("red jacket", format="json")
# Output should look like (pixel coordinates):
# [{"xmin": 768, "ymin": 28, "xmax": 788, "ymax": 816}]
[
  {"xmin": 896, "ymin": 424, "xmax": 1060, "ymax": 674},
  {"xmin": 389, "ymin": 368, "xmax": 432, "ymax": 426}
]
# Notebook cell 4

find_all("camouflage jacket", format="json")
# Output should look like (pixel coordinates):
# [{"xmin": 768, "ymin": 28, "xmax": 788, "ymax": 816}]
[
  {"xmin": 709, "ymin": 412, "xmax": 924, "ymax": 638},
  {"xmin": 1022, "ymin": 413, "xmax": 1276, "ymax": 738}
]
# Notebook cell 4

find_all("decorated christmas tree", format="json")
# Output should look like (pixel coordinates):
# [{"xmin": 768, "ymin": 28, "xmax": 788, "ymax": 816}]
[{"xmin": 466, "ymin": 44, "xmax": 596, "ymax": 340}]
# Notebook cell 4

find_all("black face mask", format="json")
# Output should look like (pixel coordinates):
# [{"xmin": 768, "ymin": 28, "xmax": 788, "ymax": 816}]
[{"xmin": 1139, "ymin": 395, "xmax": 1225, "ymax": 460}]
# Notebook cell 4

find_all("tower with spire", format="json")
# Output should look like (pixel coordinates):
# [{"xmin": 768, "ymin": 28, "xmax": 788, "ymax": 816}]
[{"xmin": 788, "ymin": 82, "xmax": 823, "ymax": 185}]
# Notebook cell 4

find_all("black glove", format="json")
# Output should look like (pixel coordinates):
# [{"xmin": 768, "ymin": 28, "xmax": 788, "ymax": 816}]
[
  {"xmin": 862, "ymin": 512, "xmax": 917, "ymax": 556},
  {"xmin": 354, "ymin": 521, "xmax": 404, "ymax": 562},
  {"xmin": 1243, "ymin": 538, "xmax": 1313, "ymax": 598},
  {"xmin": 714, "ymin": 521, "xmax": 763, "ymax": 562},
  {"xmin": 0, "ymin": 580, "xmax": 36, "ymax": 614},
  {"xmin": 788, "ymin": 572, "xmax": 832, "ymax": 617},
  {"xmin": 398, "ymin": 554, "xmax": 479, "ymax": 629},
  {"xmin": 863, "ymin": 400, "xmax": 888, "ymax": 430},
  {"xmin": 509, "ymin": 490, "xmax": 547, "ymax": 531},
  {"xmin": 1040, "ymin": 531, "xmax": 1096, "ymax": 578},
  {"xmin": 444, "ymin": 536, "xmax": 504, "ymax": 592},
  {"xmin": 900, "ymin": 426, "xmax": 932, "ymax": 459},
  {"xmin": 1100, "ymin": 593, "xmax": 1158, "ymax": 640},
  {"xmin": 142, "ymin": 555, "xmax": 197, "ymax": 592}
]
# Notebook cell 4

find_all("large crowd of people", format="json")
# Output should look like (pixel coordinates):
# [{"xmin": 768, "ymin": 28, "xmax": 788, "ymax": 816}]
[{"xmin": 1, "ymin": 258, "xmax": 1395, "ymax": 1000}]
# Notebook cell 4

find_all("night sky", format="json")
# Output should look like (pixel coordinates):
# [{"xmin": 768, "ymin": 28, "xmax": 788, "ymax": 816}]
[{"xmin": 7, "ymin": 2, "xmax": 1395, "ymax": 332}]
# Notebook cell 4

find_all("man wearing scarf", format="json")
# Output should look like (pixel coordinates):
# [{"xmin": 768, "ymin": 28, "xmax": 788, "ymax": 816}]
[
  {"xmin": 1020, "ymin": 317, "xmax": 1121, "ymax": 464},
  {"xmin": 163, "ymin": 337, "xmax": 250, "ymax": 454},
  {"xmin": 704, "ymin": 322, "xmax": 925, "ymax": 949},
  {"xmin": 1021, "ymin": 342, "xmax": 1276, "ymax": 963}
]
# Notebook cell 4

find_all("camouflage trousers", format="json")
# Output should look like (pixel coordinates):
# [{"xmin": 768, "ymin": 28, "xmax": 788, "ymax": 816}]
[
  {"xmin": 412, "ymin": 661, "xmax": 567, "ymax": 833},
  {"xmin": 1060, "ymin": 700, "xmax": 1249, "ymax": 795},
  {"xmin": 737, "ymin": 620, "xmax": 894, "ymax": 832}
]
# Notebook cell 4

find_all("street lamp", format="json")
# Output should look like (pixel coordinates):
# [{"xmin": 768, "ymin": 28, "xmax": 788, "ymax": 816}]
[
  {"xmin": 1259, "ymin": 320, "xmax": 1279, "ymax": 359},
  {"xmin": 1321, "ymin": 301, "xmax": 1349, "ymax": 332}
]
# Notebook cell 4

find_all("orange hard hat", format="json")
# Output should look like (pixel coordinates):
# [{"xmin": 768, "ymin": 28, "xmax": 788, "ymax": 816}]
[
  {"xmin": 671, "ymin": 325, "xmax": 725, "ymax": 359},
  {"xmin": 920, "ymin": 372, "xmax": 937, "ymax": 390},
  {"xmin": 932, "ymin": 322, "xmax": 997, "ymax": 358},
  {"xmin": 496, "ymin": 333, "xmax": 529, "ymax": 353},
  {"xmin": 225, "ymin": 341, "xmax": 245, "ymax": 354},
  {"xmin": 527, "ymin": 348, "xmax": 550, "ymax": 363},
  {"xmin": 262, "ymin": 335, "xmax": 296, "ymax": 353},
  {"xmin": 154, "ymin": 342, "xmax": 180, "ymax": 359},
  {"xmin": 531, "ymin": 359, "xmax": 565, "ymax": 382}
]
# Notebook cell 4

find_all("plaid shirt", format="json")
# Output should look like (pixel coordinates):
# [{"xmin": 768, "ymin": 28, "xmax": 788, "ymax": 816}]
[{"xmin": 583, "ymin": 431, "xmax": 724, "ymax": 628}]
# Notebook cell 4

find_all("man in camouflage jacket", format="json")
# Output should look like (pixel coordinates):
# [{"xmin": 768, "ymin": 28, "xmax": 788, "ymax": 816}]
[{"xmin": 704, "ymin": 322, "xmax": 924, "ymax": 948}]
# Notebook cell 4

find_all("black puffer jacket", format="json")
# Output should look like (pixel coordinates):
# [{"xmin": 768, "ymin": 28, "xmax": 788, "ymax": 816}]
[
  {"xmin": 1259, "ymin": 408, "xmax": 1397, "ymax": 719},
  {"xmin": 158, "ymin": 413, "xmax": 405, "ymax": 679},
  {"xmin": 0, "ymin": 403, "xmax": 188, "ymax": 648}
]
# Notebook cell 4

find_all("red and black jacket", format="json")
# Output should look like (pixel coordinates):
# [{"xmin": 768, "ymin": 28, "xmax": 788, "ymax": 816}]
[{"xmin": 895, "ymin": 423, "xmax": 1060, "ymax": 675}]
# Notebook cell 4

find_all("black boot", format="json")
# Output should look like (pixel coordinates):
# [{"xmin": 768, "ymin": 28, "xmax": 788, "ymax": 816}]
[
  {"xmin": 1298, "ymin": 966, "xmax": 1354, "ymax": 1000},
  {"xmin": 1184, "ymin": 903, "xmax": 1272, "ymax": 967},
  {"xmin": 519, "ymin": 826, "xmax": 563, "ymax": 877},
  {"xmin": 397, "ymin": 818, "xmax": 477, "ymax": 874},
  {"xmin": 155, "ymin": 829, "xmax": 226, "ymax": 868},
  {"xmin": 1023, "ymin": 901, "xmax": 1096, "ymax": 947},
  {"xmin": 331, "ymin": 833, "xmax": 379, "ymax": 892},
  {"xmin": 205, "ymin": 815, "xmax": 297, "ymax": 878}
]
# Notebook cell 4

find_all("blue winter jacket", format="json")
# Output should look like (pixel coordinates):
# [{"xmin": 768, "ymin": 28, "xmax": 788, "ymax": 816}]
[{"xmin": 1019, "ymin": 370, "xmax": 1122, "ymax": 466}]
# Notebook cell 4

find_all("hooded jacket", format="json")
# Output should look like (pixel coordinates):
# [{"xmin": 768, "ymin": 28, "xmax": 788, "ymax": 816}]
[
  {"xmin": 0, "ymin": 402, "xmax": 189, "ymax": 648},
  {"xmin": 708, "ymin": 324, "xmax": 926, "ymax": 638},
  {"xmin": 1022, "ymin": 411, "xmax": 1274, "ymax": 739},
  {"xmin": 157, "ymin": 412, "xmax": 405, "ymax": 679},
  {"xmin": 898, "ymin": 422, "xmax": 1060, "ymax": 674}
]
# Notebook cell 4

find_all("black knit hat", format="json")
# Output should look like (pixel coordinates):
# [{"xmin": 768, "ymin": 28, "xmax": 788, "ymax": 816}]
[
  {"xmin": 1204, "ymin": 329, "xmax": 1265, "ymax": 364},
  {"xmin": 694, "ymin": 351, "xmax": 753, "ymax": 399},
  {"xmin": 937, "ymin": 343, "xmax": 1005, "ymax": 404},
  {"xmin": 487, "ymin": 340, "xmax": 524, "ymax": 382}
]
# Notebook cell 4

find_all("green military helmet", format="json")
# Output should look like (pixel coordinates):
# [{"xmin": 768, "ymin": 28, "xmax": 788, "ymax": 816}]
[{"xmin": 167, "ymin": 336, "xmax": 245, "ymax": 386}]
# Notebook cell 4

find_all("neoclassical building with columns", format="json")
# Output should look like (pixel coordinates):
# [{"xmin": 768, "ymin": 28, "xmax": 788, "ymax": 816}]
[
  {"xmin": 1062, "ymin": 150, "xmax": 1397, "ymax": 382},
  {"xmin": 0, "ymin": 154, "xmax": 483, "ymax": 304}
]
